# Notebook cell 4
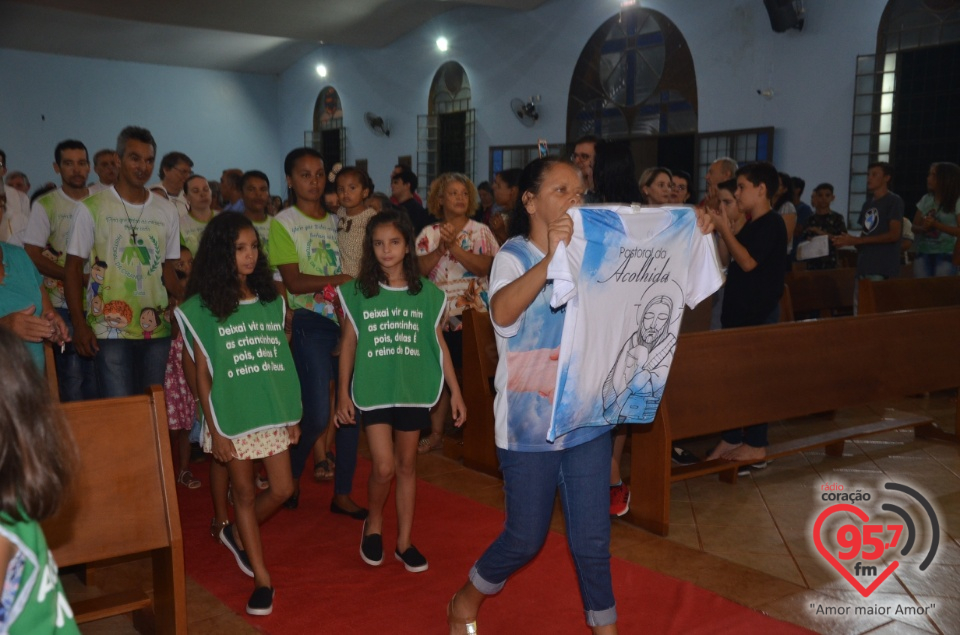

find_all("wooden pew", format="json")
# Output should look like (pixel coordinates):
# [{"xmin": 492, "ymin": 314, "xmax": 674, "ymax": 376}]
[
  {"xmin": 679, "ymin": 294, "xmax": 714, "ymax": 333},
  {"xmin": 43, "ymin": 386, "xmax": 187, "ymax": 633},
  {"xmin": 858, "ymin": 275, "xmax": 960, "ymax": 315},
  {"xmin": 629, "ymin": 306, "xmax": 960, "ymax": 536},
  {"xmin": 461, "ymin": 309, "xmax": 500, "ymax": 476},
  {"xmin": 784, "ymin": 267, "xmax": 856, "ymax": 319}
]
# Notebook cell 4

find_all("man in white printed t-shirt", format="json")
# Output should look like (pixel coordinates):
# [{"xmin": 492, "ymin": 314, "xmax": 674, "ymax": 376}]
[
  {"xmin": 87, "ymin": 148, "xmax": 120, "ymax": 194},
  {"xmin": 150, "ymin": 151, "xmax": 193, "ymax": 217},
  {"xmin": 23, "ymin": 139, "xmax": 99, "ymax": 401},
  {"xmin": 0, "ymin": 148, "xmax": 32, "ymax": 246},
  {"xmin": 65, "ymin": 126, "xmax": 181, "ymax": 398}
]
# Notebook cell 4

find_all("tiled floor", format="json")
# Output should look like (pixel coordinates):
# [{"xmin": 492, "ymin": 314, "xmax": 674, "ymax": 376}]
[{"xmin": 74, "ymin": 393, "xmax": 957, "ymax": 634}]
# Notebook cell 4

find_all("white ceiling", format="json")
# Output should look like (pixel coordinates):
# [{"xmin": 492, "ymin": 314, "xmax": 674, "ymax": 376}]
[{"xmin": 0, "ymin": 0, "xmax": 548, "ymax": 74}]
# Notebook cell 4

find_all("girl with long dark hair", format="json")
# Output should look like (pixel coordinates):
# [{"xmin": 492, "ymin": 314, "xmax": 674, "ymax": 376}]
[{"xmin": 176, "ymin": 213, "xmax": 301, "ymax": 616}]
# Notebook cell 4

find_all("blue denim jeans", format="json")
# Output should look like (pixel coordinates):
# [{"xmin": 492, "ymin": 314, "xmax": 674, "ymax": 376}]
[
  {"xmin": 913, "ymin": 253, "xmax": 957, "ymax": 278},
  {"xmin": 95, "ymin": 337, "xmax": 171, "ymax": 398},
  {"xmin": 54, "ymin": 307, "xmax": 99, "ymax": 401},
  {"xmin": 290, "ymin": 310, "xmax": 340, "ymax": 481},
  {"xmin": 470, "ymin": 432, "xmax": 617, "ymax": 627},
  {"xmin": 334, "ymin": 402, "xmax": 359, "ymax": 496}
]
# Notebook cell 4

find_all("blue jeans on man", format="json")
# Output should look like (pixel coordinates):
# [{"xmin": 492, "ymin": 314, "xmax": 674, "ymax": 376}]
[
  {"xmin": 54, "ymin": 307, "xmax": 100, "ymax": 401},
  {"xmin": 95, "ymin": 337, "xmax": 171, "ymax": 398}
]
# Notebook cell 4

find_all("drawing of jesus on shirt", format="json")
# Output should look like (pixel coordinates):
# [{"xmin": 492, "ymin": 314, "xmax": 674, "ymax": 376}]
[{"xmin": 602, "ymin": 290, "xmax": 678, "ymax": 424}]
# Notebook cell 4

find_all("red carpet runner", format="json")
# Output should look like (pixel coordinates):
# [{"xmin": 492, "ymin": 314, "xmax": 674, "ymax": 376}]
[{"xmin": 179, "ymin": 459, "xmax": 813, "ymax": 634}]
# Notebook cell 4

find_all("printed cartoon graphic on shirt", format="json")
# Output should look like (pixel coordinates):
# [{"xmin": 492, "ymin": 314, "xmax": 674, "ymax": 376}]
[
  {"xmin": 41, "ymin": 244, "xmax": 65, "ymax": 306},
  {"xmin": 313, "ymin": 284, "xmax": 342, "ymax": 321},
  {"xmin": 140, "ymin": 307, "xmax": 161, "ymax": 339},
  {"xmin": 547, "ymin": 206, "xmax": 723, "ymax": 441},
  {"xmin": 98, "ymin": 299, "xmax": 132, "ymax": 339},
  {"xmin": 602, "ymin": 283, "xmax": 682, "ymax": 424},
  {"xmin": 86, "ymin": 258, "xmax": 107, "ymax": 310},
  {"xmin": 89, "ymin": 293, "xmax": 104, "ymax": 318}
]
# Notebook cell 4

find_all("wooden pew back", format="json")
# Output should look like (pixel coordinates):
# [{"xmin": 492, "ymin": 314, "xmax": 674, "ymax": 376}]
[
  {"xmin": 460, "ymin": 309, "xmax": 500, "ymax": 475},
  {"xmin": 784, "ymin": 267, "xmax": 856, "ymax": 318},
  {"xmin": 662, "ymin": 306, "xmax": 960, "ymax": 441},
  {"xmin": 858, "ymin": 275, "xmax": 960, "ymax": 314},
  {"xmin": 630, "ymin": 306, "xmax": 960, "ymax": 535},
  {"xmin": 43, "ymin": 386, "xmax": 186, "ymax": 632}
]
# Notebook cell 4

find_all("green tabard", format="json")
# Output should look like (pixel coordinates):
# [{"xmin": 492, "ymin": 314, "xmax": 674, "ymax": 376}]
[
  {"xmin": 175, "ymin": 296, "xmax": 302, "ymax": 438},
  {"xmin": 0, "ymin": 510, "xmax": 80, "ymax": 634},
  {"xmin": 339, "ymin": 278, "xmax": 446, "ymax": 410}
]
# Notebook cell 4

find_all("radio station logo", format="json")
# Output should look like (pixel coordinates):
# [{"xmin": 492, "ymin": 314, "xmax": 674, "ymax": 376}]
[{"xmin": 813, "ymin": 481, "xmax": 939, "ymax": 598}]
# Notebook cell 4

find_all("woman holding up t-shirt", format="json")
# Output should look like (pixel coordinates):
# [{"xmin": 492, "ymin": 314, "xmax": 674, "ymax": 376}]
[{"xmin": 447, "ymin": 159, "xmax": 618, "ymax": 635}]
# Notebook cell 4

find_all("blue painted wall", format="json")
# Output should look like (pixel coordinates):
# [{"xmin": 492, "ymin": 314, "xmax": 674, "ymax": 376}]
[
  {"xmin": 278, "ymin": 0, "xmax": 888, "ymax": 210},
  {"xmin": 0, "ymin": 49, "xmax": 283, "ymax": 196},
  {"xmin": 2, "ymin": 0, "xmax": 889, "ymax": 212}
]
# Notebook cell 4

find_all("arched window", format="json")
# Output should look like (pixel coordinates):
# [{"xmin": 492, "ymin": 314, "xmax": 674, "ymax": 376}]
[
  {"xmin": 847, "ymin": 0, "xmax": 960, "ymax": 219},
  {"xmin": 567, "ymin": 8, "xmax": 697, "ymax": 141},
  {"xmin": 418, "ymin": 62, "xmax": 475, "ymax": 192},
  {"xmin": 307, "ymin": 86, "xmax": 345, "ymax": 166},
  {"xmin": 566, "ymin": 7, "xmax": 703, "ymax": 183}
]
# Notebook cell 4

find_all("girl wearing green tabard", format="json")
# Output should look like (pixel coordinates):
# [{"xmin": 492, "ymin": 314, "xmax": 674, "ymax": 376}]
[
  {"xmin": 336, "ymin": 210, "xmax": 466, "ymax": 573},
  {"xmin": 175, "ymin": 214, "xmax": 301, "ymax": 617},
  {"xmin": 0, "ymin": 328, "xmax": 79, "ymax": 634}
]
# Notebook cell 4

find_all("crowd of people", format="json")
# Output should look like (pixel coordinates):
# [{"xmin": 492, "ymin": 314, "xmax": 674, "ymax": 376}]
[{"xmin": 1, "ymin": 126, "xmax": 958, "ymax": 633}]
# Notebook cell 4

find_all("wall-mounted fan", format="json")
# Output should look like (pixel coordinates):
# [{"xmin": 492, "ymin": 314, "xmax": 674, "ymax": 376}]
[
  {"xmin": 510, "ymin": 96, "xmax": 540, "ymax": 127},
  {"xmin": 364, "ymin": 112, "xmax": 390, "ymax": 137}
]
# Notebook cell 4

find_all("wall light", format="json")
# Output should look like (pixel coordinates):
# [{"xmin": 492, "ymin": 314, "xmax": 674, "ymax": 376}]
[
  {"xmin": 436, "ymin": 37, "xmax": 449, "ymax": 52},
  {"xmin": 316, "ymin": 64, "xmax": 328, "ymax": 78}
]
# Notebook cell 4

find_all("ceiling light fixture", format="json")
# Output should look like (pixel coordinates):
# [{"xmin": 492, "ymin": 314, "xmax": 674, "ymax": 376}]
[
  {"xmin": 436, "ymin": 37, "xmax": 449, "ymax": 52},
  {"xmin": 316, "ymin": 64, "xmax": 328, "ymax": 78}
]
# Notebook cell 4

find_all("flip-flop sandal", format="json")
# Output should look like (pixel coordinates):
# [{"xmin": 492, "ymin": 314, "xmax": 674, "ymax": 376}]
[
  {"xmin": 313, "ymin": 458, "xmax": 335, "ymax": 481},
  {"xmin": 417, "ymin": 433, "xmax": 443, "ymax": 455},
  {"xmin": 447, "ymin": 593, "xmax": 478, "ymax": 634}
]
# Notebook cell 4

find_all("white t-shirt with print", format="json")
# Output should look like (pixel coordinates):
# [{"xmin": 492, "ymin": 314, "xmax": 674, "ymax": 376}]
[
  {"xmin": 67, "ymin": 188, "xmax": 180, "ymax": 340},
  {"xmin": 23, "ymin": 187, "xmax": 89, "ymax": 308},
  {"xmin": 545, "ymin": 205, "xmax": 723, "ymax": 441}
]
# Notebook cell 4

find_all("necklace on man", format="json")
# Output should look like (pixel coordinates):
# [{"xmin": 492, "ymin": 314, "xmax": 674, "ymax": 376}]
[{"xmin": 120, "ymin": 195, "xmax": 147, "ymax": 243}]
